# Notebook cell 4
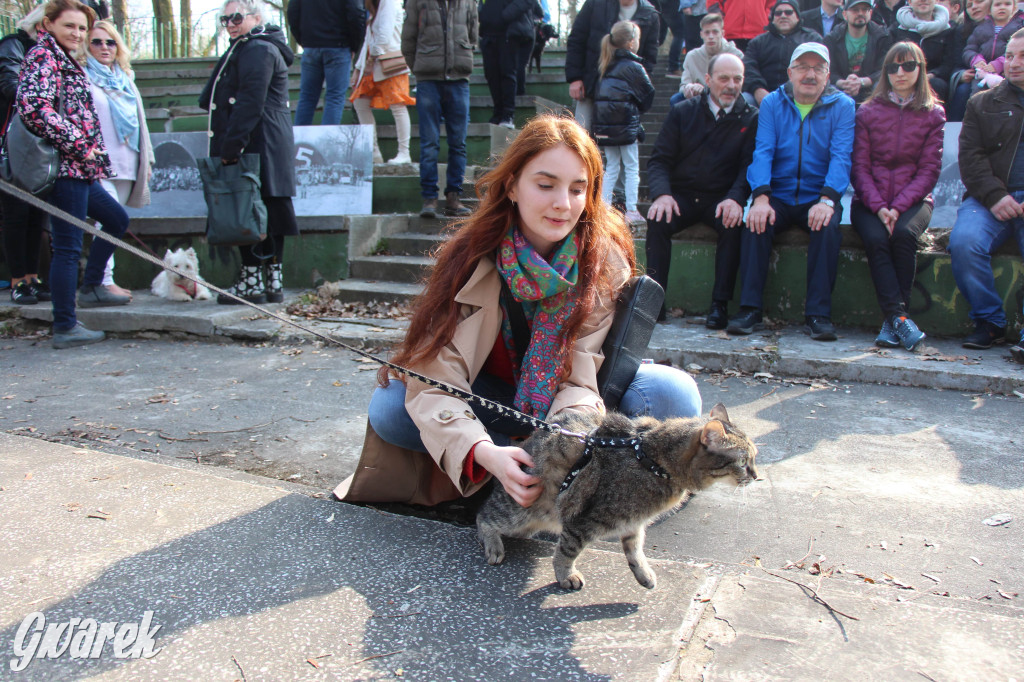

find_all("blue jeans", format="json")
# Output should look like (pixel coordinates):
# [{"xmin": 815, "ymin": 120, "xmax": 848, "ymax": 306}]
[
  {"xmin": 367, "ymin": 363, "xmax": 702, "ymax": 453},
  {"xmin": 416, "ymin": 79, "xmax": 469, "ymax": 199},
  {"xmin": 738, "ymin": 196, "xmax": 842, "ymax": 317},
  {"xmin": 294, "ymin": 47, "xmax": 352, "ymax": 126},
  {"xmin": 48, "ymin": 178, "xmax": 129, "ymax": 332},
  {"xmin": 949, "ymin": 195, "xmax": 1024, "ymax": 330}
]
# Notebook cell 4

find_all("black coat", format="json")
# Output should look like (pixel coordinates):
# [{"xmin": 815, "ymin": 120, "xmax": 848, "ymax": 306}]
[
  {"xmin": 871, "ymin": 0, "xmax": 906, "ymax": 29},
  {"xmin": 0, "ymin": 30, "xmax": 35, "ymax": 131},
  {"xmin": 566, "ymin": 0, "xmax": 661, "ymax": 99},
  {"xmin": 823, "ymin": 21, "xmax": 892, "ymax": 91},
  {"xmin": 199, "ymin": 26, "xmax": 297, "ymax": 200},
  {"xmin": 742, "ymin": 23, "xmax": 823, "ymax": 94},
  {"xmin": 592, "ymin": 49, "xmax": 655, "ymax": 146},
  {"xmin": 479, "ymin": 0, "xmax": 535, "ymax": 40},
  {"xmin": 800, "ymin": 6, "xmax": 842, "ymax": 38},
  {"xmin": 646, "ymin": 92, "xmax": 758, "ymax": 203},
  {"xmin": 286, "ymin": 0, "xmax": 365, "ymax": 50}
]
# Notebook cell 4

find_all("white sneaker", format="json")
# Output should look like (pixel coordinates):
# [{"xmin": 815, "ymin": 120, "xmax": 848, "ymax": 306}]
[
  {"xmin": 624, "ymin": 210, "xmax": 646, "ymax": 225},
  {"xmin": 498, "ymin": 119, "xmax": 515, "ymax": 129},
  {"xmin": 387, "ymin": 153, "xmax": 412, "ymax": 165},
  {"xmin": 372, "ymin": 151, "xmax": 385, "ymax": 164}
]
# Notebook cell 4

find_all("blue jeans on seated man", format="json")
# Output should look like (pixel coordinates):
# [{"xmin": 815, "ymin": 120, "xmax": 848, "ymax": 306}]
[
  {"xmin": 367, "ymin": 363, "xmax": 703, "ymax": 453},
  {"xmin": 48, "ymin": 178, "xmax": 130, "ymax": 333},
  {"xmin": 738, "ymin": 196, "xmax": 842, "ymax": 317},
  {"xmin": 294, "ymin": 47, "xmax": 352, "ymax": 126},
  {"xmin": 949, "ymin": 194, "xmax": 1024, "ymax": 333},
  {"xmin": 416, "ymin": 79, "xmax": 470, "ymax": 200}
]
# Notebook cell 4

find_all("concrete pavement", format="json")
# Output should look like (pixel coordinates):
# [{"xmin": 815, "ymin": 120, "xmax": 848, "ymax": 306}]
[{"xmin": 1, "ymin": 292, "xmax": 1023, "ymax": 680}]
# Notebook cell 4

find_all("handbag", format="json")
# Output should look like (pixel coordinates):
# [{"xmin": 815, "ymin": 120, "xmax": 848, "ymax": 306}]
[
  {"xmin": 0, "ymin": 97, "xmax": 62, "ymax": 196},
  {"xmin": 595, "ymin": 275, "xmax": 665, "ymax": 411},
  {"xmin": 375, "ymin": 50, "xmax": 409, "ymax": 79},
  {"xmin": 197, "ymin": 40, "xmax": 267, "ymax": 247},
  {"xmin": 197, "ymin": 154, "xmax": 268, "ymax": 246}
]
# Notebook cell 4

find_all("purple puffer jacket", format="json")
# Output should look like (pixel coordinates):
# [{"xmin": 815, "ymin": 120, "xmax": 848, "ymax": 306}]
[
  {"xmin": 16, "ymin": 29, "xmax": 112, "ymax": 181},
  {"xmin": 851, "ymin": 97, "xmax": 945, "ymax": 214}
]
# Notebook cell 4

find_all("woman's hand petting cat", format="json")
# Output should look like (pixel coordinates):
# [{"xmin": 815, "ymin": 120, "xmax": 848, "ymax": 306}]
[{"xmin": 474, "ymin": 441, "xmax": 543, "ymax": 507}]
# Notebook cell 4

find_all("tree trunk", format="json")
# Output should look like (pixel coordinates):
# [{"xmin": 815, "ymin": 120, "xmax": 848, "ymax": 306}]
[
  {"xmin": 152, "ymin": 0, "xmax": 177, "ymax": 58},
  {"xmin": 179, "ymin": 0, "xmax": 191, "ymax": 57},
  {"xmin": 111, "ymin": 0, "xmax": 128, "ymax": 34}
]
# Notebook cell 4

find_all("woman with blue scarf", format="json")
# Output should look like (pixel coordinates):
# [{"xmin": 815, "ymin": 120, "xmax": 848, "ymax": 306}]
[{"xmin": 84, "ymin": 20, "xmax": 153, "ymax": 298}]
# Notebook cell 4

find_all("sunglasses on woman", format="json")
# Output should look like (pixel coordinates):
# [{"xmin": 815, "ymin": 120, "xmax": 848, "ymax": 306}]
[
  {"xmin": 90, "ymin": 38, "xmax": 116, "ymax": 47},
  {"xmin": 886, "ymin": 61, "xmax": 920, "ymax": 74},
  {"xmin": 219, "ymin": 12, "xmax": 253, "ymax": 26}
]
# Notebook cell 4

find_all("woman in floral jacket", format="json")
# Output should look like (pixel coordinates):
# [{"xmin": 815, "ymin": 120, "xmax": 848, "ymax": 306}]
[{"xmin": 16, "ymin": 0, "xmax": 131, "ymax": 349}]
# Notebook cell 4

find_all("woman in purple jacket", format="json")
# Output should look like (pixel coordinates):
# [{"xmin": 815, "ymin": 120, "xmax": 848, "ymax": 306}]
[{"xmin": 851, "ymin": 41, "xmax": 945, "ymax": 351}]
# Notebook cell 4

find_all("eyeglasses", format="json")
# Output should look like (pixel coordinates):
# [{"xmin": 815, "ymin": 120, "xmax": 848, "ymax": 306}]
[
  {"xmin": 774, "ymin": 8, "xmax": 796, "ymax": 16},
  {"xmin": 90, "ymin": 38, "xmax": 116, "ymax": 47},
  {"xmin": 219, "ymin": 12, "xmax": 253, "ymax": 26},
  {"xmin": 885, "ymin": 61, "xmax": 920, "ymax": 74},
  {"xmin": 791, "ymin": 64, "xmax": 829, "ymax": 75}
]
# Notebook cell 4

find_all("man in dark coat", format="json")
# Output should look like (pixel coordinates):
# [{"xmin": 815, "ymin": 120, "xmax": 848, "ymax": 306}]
[
  {"xmin": 743, "ymin": 0, "xmax": 823, "ymax": 104},
  {"xmin": 565, "ymin": 0, "xmax": 661, "ymax": 130},
  {"xmin": 287, "ymin": 0, "xmax": 365, "ymax": 125},
  {"xmin": 823, "ymin": 0, "xmax": 892, "ymax": 102},
  {"xmin": 949, "ymin": 30, "xmax": 1024, "ymax": 362},
  {"xmin": 801, "ymin": 0, "xmax": 843, "ymax": 36},
  {"xmin": 479, "ymin": 0, "xmax": 536, "ymax": 126},
  {"xmin": 645, "ymin": 53, "xmax": 758, "ymax": 327}
]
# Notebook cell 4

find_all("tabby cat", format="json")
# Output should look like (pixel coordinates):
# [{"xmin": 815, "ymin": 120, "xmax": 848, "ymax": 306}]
[{"xmin": 476, "ymin": 403, "xmax": 758, "ymax": 590}]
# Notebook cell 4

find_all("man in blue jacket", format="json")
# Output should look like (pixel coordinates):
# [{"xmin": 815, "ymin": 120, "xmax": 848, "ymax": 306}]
[{"xmin": 728, "ymin": 42, "xmax": 855, "ymax": 341}]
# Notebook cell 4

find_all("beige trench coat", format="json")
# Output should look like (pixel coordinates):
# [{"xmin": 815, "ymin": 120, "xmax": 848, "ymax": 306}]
[{"xmin": 334, "ymin": 250, "xmax": 632, "ymax": 506}]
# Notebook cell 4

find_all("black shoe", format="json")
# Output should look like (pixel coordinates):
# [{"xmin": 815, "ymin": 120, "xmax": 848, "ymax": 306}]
[
  {"xmin": 804, "ymin": 315, "xmax": 837, "ymax": 341},
  {"xmin": 705, "ymin": 301, "xmax": 728, "ymax": 329},
  {"xmin": 10, "ymin": 281, "xmax": 38, "ymax": 305},
  {"xmin": 1009, "ymin": 344, "xmax": 1024, "ymax": 364},
  {"xmin": 962, "ymin": 321, "xmax": 1006, "ymax": 349},
  {"xmin": 28, "ymin": 279, "xmax": 51, "ymax": 301},
  {"xmin": 726, "ymin": 308, "xmax": 763, "ymax": 335}
]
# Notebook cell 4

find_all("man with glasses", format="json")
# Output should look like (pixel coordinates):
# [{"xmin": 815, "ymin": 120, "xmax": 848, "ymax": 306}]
[
  {"xmin": 949, "ymin": 28, "xmax": 1024, "ymax": 362},
  {"xmin": 729, "ymin": 43, "xmax": 855, "ymax": 341},
  {"xmin": 287, "ymin": 0, "xmax": 366, "ymax": 126},
  {"xmin": 823, "ymin": 0, "xmax": 892, "ymax": 102},
  {"xmin": 743, "ymin": 0, "xmax": 823, "ymax": 106}
]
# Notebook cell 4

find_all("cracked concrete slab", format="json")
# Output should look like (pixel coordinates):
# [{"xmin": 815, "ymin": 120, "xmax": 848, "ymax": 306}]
[{"xmin": 702, "ymin": 573, "xmax": 1024, "ymax": 680}]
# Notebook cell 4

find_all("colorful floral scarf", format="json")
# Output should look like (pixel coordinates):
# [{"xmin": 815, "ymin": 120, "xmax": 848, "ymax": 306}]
[{"xmin": 496, "ymin": 224, "xmax": 579, "ymax": 418}]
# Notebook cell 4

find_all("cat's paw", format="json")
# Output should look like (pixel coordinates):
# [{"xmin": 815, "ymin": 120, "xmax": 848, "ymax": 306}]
[
  {"xmin": 557, "ymin": 571, "xmax": 585, "ymax": 590},
  {"xmin": 480, "ymin": 536, "xmax": 506, "ymax": 565},
  {"xmin": 632, "ymin": 567, "xmax": 656, "ymax": 589}
]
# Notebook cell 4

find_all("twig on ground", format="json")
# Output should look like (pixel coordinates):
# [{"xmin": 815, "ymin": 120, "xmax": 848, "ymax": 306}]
[
  {"xmin": 158, "ymin": 433, "xmax": 209, "ymax": 442},
  {"xmin": 782, "ymin": 538, "xmax": 816, "ymax": 569},
  {"xmin": 761, "ymin": 568, "xmax": 860, "ymax": 621},
  {"xmin": 231, "ymin": 655, "xmax": 247, "ymax": 682},
  {"xmin": 352, "ymin": 650, "xmax": 404, "ymax": 665}
]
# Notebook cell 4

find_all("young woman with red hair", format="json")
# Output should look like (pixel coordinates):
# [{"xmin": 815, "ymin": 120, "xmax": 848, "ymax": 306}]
[{"xmin": 335, "ymin": 115, "xmax": 702, "ymax": 508}]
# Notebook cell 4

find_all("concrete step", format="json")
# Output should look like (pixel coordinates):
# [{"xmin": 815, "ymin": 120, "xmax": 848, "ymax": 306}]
[
  {"xmin": 329, "ymin": 278, "xmax": 423, "ymax": 305},
  {"xmin": 348, "ymin": 255, "xmax": 432, "ymax": 284},
  {"xmin": 388, "ymin": 231, "xmax": 448, "ymax": 256}
]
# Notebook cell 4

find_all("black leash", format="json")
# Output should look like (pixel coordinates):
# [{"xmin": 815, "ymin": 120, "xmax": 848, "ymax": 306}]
[{"xmin": 0, "ymin": 179, "xmax": 670, "ymax": 486}]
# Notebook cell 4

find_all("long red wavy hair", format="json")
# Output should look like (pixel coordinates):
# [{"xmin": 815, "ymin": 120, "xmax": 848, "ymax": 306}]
[{"xmin": 381, "ymin": 114, "xmax": 637, "ymax": 385}]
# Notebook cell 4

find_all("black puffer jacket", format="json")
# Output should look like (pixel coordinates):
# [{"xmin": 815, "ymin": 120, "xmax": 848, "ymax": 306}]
[
  {"xmin": 889, "ymin": 22, "xmax": 958, "ymax": 83},
  {"xmin": 0, "ymin": 30, "xmax": 35, "ymax": 132},
  {"xmin": 565, "ymin": 0, "xmax": 660, "ymax": 99},
  {"xmin": 479, "ymin": 0, "xmax": 534, "ymax": 39},
  {"xmin": 742, "ymin": 22, "xmax": 823, "ymax": 95},
  {"xmin": 592, "ymin": 49, "xmax": 655, "ymax": 146},
  {"xmin": 286, "ymin": 0, "xmax": 365, "ymax": 50},
  {"xmin": 199, "ymin": 25, "xmax": 297, "ymax": 200}
]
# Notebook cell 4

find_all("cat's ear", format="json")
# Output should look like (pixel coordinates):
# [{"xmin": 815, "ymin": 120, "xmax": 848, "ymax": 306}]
[
  {"xmin": 709, "ymin": 403, "xmax": 730, "ymax": 423},
  {"xmin": 700, "ymin": 420, "xmax": 727, "ymax": 447}
]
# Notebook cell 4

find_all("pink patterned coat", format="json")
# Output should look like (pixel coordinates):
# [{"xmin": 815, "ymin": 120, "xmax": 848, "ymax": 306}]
[{"xmin": 16, "ymin": 29, "xmax": 112, "ymax": 181}]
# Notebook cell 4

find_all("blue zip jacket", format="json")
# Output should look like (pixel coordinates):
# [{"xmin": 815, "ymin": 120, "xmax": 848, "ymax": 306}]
[{"xmin": 747, "ymin": 82, "xmax": 855, "ymax": 206}]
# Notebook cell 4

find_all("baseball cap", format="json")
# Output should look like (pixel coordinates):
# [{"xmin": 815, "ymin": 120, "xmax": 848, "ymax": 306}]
[
  {"xmin": 789, "ymin": 42, "xmax": 830, "ymax": 67},
  {"xmin": 844, "ymin": 0, "xmax": 872, "ymax": 8}
]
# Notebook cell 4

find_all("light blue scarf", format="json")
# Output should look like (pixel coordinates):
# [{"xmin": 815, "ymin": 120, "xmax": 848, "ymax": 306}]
[{"xmin": 85, "ymin": 55, "xmax": 140, "ymax": 152}]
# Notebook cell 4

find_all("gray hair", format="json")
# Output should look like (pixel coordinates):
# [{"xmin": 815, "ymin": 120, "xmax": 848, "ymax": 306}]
[
  {"xmin": 17, "ymin": 4, "xmax": 47, "ymax": 38},
  {"xmin": 221, "ymin": 0, "xmax": 265, "ymax": 22}
]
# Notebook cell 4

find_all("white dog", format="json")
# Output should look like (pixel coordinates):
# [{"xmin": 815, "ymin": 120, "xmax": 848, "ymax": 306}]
[{"xmin": 151, "ymin": 247, "xmax": 211, "ymax": 301}]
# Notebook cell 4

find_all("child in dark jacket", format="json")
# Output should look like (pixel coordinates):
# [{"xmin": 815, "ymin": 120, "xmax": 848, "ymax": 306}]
[
  {"xmin": 962, "ymin": 0, "xmax": 1024, "ymax": 90},
  {"xmin": 592, "ymin": 20, "xmax": 655, "ymax": 224}
]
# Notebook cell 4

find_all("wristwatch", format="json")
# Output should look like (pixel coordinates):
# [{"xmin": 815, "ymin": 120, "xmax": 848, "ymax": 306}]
[{"xmin": 818, "ymin": 198, "xmax": 835, "ymax": 208}]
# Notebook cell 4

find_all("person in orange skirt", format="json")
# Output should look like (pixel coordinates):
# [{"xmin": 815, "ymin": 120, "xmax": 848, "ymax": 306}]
[{"xmin": 350, "ymin": 0, "xmax": 415, "ymax": 164}]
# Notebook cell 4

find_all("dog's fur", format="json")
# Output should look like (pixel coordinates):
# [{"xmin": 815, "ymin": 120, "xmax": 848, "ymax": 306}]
[
  {"xmin": 530, "ymin": 23, "xmax": 558, "ymax": 73},
  {"xmin": 151, "ymin": 248, "xmax": 211, "ymax": 302}
]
